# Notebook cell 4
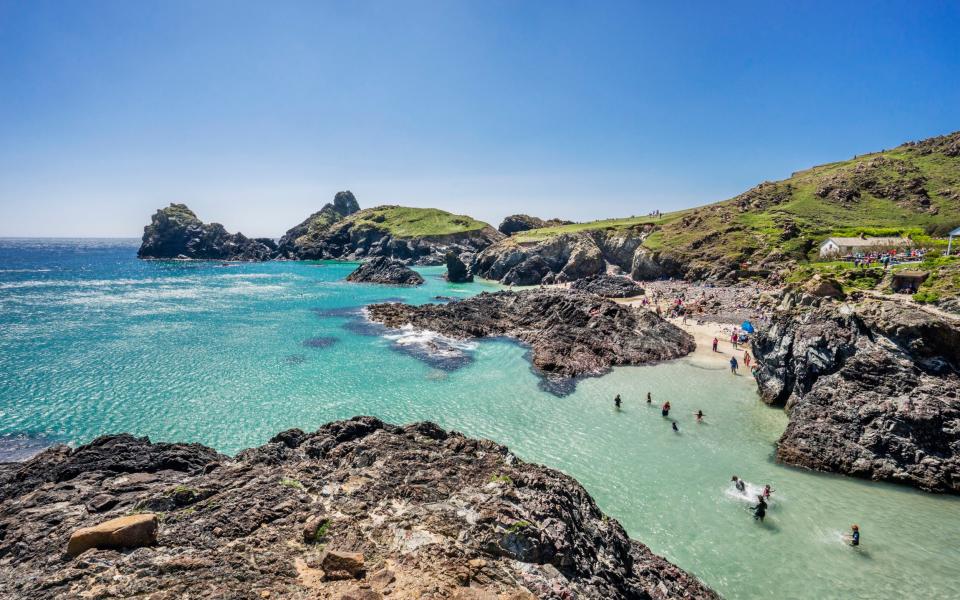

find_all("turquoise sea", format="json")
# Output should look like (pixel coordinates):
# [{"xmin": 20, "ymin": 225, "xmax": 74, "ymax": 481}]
[{"xmin": 1, "ymin": 238, "xmax": 958, "ymax": 599}]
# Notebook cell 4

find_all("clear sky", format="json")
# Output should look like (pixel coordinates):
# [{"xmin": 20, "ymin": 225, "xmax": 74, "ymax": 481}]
[{"xmin": 1, "ymin": 0, "xmax": 958, "ymax": 237}]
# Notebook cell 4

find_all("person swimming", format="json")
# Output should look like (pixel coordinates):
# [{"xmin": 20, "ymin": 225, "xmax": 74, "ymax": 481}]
[
  {"xmin": 672, "ymin": 421, "xmax": 679, "ymax": 432},
  {"xmin": 753, "ymin": 496, "xmax": 767, "ymax": 522},
  {"xmin": 763, "ymin": 484, "xmax": 774, "ymax": 498},
  {"xmin": 849, "ymin": 524, "xmax": 860, "ymax": 546},
  {"xmin": 661, "ymin": 401, "xmax": 671, "ymax": 417},
  {"xmin": 695, "ymin": 410, "xmax": 704, "ymax": 422},
  {"xmin": 731, "ymin": 475, "xmax": 746, "ymax": 493},
  {"xmin": 614, "ymin": 394, "xmax": 622, "ymax": 408}
]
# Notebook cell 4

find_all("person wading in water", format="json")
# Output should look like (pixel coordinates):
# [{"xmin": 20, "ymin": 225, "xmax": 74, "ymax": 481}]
[
  {"xmin": 662, "ymin": 401, "xmax": 671, "ymax": 417},
  {"xmin": 614, "ymin": 394, "xmax": 622, "ymax": 409}
]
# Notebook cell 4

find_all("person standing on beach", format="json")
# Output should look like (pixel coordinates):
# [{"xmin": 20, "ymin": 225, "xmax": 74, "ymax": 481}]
[
  {"xmin": 712, "ymin": 337, "xmax": 719, "ymax": 352},
  {"xmin": 731, "ymin": 332, "xmax": 739, "ymax": 350},
  {"xmin": 730, "ymin": 356, "xmax": 739, "ymax": 374},
  {"xmin": 743, "ymin": 351, "xmax": 751, "ymax": 368}
]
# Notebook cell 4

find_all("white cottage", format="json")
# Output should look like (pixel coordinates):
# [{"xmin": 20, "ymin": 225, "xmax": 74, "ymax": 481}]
[{"xmin": 819, "ymin": 236, "xmax": 912, "ymax": 258}]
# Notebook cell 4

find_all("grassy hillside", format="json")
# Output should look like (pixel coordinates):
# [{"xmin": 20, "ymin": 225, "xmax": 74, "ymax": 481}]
[
  {"xmin": 340, "ymin": 205, "xmax": 493, "ymax": 238},
  {"xmin": 514, "ymin": 132, "xmax": 960, "ymax": 273}
]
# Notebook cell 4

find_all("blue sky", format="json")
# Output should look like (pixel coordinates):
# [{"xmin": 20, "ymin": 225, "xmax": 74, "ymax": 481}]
[{"xmin": 1, "ymin": 1, "xmax": 958, "ymax": 237}]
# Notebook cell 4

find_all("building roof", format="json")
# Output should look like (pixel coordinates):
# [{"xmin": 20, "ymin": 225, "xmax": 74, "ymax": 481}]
[{"xmin": 821, "ymin": 236, "xmax": 912, "ymax": 247}]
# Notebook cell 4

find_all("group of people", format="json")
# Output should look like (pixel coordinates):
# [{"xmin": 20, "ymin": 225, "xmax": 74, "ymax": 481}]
[
  {"xmin": 613, "ymin": 392, "xmax": 704, "ymax": 434},
  {"xmin": 730, "ymin": 475, "xmax": 862, "ymax": 546}
]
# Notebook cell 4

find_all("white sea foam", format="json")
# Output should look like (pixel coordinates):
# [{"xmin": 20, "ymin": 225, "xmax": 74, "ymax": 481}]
[
  {"xmin": 382, "ymin": 324, "xmax": 478, "ymax": 357},
  {"xmin": 723, "ymin": 481, "xmax": 777, "ymax": 506}
]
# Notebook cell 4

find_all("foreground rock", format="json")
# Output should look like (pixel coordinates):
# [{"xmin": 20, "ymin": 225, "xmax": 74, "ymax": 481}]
[
  {"xmin": 367, "ymin": 289, "xmax": 695, "ymax": 382},
  {"xmin": 346, "ymin": 257, "xmax": 425, "ymax": 286},
  {"xmin": 0, "ymin": 418, "xmax": 717, "ymax": 599},
  {"xmin": 752, "ymin": 293, "xmax": 960, "ymax": 493},
  {"xmin": 137, "ymin": 204, "xmax": 276, "ymax": 261},
  {"xmin": 445, "ymin": 251, "xmax": 473, "ymax": 282},
  {"xmin": 570, "ymin": 275, "xmax": 644, "ymax": 298},
  {"xmin": 67, "ymin": 513, "xmax": 158, "ymax": 557}
]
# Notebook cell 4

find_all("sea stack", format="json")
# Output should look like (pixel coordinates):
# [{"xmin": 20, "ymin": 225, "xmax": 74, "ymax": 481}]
[{"xmin": 137, "ymin": 203, "xmax": 276, "ymax": 261}]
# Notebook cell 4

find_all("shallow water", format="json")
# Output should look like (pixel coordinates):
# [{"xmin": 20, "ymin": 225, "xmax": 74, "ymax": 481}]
[{"xmin": 1, "ymin": 239, "xmax": 958, "ymax": 599}]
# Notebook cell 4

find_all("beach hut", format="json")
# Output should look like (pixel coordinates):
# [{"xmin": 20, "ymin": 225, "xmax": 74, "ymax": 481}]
[{"xmin": 949, "ymin": 226, "xmax": 960, "ymax": 256}]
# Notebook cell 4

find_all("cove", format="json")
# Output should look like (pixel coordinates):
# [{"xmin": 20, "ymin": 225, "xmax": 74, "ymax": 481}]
[{"xmin": 1, "ymin": 239, "xmax": 958, "ymax": 599}]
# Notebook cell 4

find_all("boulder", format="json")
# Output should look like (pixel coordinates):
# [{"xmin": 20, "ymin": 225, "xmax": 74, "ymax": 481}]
[
  {"xmin": 67, "ymin": 513, "xmax": 158, "ymax": 557},
  {"xmin": 803, "ymin": 274, "xmax": 845, "ymax": 298},
  {"xmin": 445, "ymin": 251, "xmax": 473, "ymax": 283},
  {"xmin": 346, "ymin": 257, "xmax": 425, "ymax": 286},
  {"xmin": 320, "ymin": 550, "xmax": 365, "ymax": 580}
]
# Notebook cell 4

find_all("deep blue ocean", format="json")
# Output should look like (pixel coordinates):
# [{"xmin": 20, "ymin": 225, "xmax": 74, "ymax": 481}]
[{"xmin": 1, "ymin": 238, "xmax": 958, "ymax": 599}]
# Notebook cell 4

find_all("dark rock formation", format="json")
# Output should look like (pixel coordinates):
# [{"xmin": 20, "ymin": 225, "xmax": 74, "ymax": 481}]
[
  {"xmin": 445, "ymin": 251, "xmax": 473, "ymax": 283},
  {"xmin": 498, "ymin": 214, "xmax": 572, "ymax": 236},
  {"xmin": 473, "ymin": 226, "xmax": 669, "ymax": 285},
  {"xmin": 0, "ymin": 418, "xmax": 717, "ymax": 599},
  {"xmin": 137, "ymin": 204, "xmax": 275, "ymax": 261},
  {"xmin": 570, "ymin": 275, "xmax": 644, "ymax": 298},
  {"xmin": 276, "ymin": 191, "xmax": 361, "ymax": 258},
  {"xmin": 752, "ymin": 294, "xmax": 960, "ymax": 493},
  {"xmin": 346, "ymin": 257, "xmax": 425, "ymax": 286},
  {"xmin": 367, "ymin": 289, "xmax": 695, "ymax": 382}
]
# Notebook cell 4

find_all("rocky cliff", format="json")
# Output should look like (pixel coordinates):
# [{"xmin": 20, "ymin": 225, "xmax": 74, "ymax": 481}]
[
  {"xmin": 752, "ymin": 293, "xmax": 960, "ymax": 493},
  {"xmin": 472, "ymin": 226, "xmax": 662, "ymax": 285},
  {"xmin": 0, "ymin": 417, "xmax": 717, "ymax": 599},
  {"xmin": 366, "ymin": 289, "xmax": 694, "ymax": 385},
  {"xmin": 137, "ymin": 204, "xmax": 276, "ymax": 261}
]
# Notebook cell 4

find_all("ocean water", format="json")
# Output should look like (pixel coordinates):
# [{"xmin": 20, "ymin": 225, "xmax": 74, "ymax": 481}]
[{"xmin": 1, "ymin": 238, "xmax": 959, "ymax": 599}]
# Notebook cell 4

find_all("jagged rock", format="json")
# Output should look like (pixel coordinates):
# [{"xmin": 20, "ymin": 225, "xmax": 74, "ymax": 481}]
[
  {"xmin": 137, "ymin": 204, "xmax": 275, "ymax": 261},
  {"xmin": 570, "ymin": 275, "xmax": 644, "ymax": 298},
  {"xmin": 276, "ymin": 191, "xmax": 361, "ymax": 258},
  {"xmin": 473, "ymin": 226, "xmax": 670, "ymax": 285},
  {"xmin": 0, "ymin": 418, "xmax": 717, "ymax": 599},
  {"xmin": 367, "ymin": 289, "xmax": 694, "ymax": 383},
  {"xmin": 346, "ymin": 257, "xmax": 425, "ymax": 286},
  {"xmin": 445, "ymin": 251, "xmax": 473, "ymax": 283},
  {"xmin": 752, "ymin": 296, "xmax": 960, "ymax": 493},
  {"xmin": 498, "ymin": 215, "xmax": 572, "ymax": 236},
  {"xmin": 66, "ymin": 513, "xmax": 158, "ymax": 557}
]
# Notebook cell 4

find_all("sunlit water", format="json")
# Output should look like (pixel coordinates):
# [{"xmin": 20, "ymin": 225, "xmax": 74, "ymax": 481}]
[{"xmin": 1, "ymin": 239, "xmax": 958, "ymax": 599}]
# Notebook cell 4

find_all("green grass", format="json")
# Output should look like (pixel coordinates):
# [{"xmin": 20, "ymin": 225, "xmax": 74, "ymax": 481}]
[
  {"xmin": 341, "ymin": 205, "xmax": 492, "ymax": 238},
  {"xmin": 280, "ymin": 478, "xmax": 306, "ymax": 490},
  {"xmin": 513, "ymin": 209, "xmax": 693, "ymax": 243}
]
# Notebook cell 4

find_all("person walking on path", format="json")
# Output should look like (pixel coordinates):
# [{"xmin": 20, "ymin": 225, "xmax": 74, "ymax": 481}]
[
  {"xmin": 743, "ymin": 351, "xmax": 751, "ymax": 369},
  {"xmin": 730, "ymin": 356, "xmax": 739, "ymax": 374},
  {"xmin": 731, "ymin": 332, "xmax": 739, "ymax": 350}
]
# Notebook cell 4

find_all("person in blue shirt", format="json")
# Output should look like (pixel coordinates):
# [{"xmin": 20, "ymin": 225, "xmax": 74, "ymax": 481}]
[
  {"xmin": 730, "ymin": 356, "xmax": 739, "ymax": 374},
  {"xmin": 849, "ymin": 524, "xmax": 860, "ymax": 546}
]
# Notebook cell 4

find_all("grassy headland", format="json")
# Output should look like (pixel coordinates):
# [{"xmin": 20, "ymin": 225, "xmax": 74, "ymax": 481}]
[{"xmin": 340, "ymin": 206, "xmax": 492, "ymax": 238}]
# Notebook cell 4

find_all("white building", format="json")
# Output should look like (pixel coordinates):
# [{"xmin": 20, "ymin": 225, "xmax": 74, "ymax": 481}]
[{"xmin": 819, "ymin": 236, "xmax": 912, "ymax": 258}]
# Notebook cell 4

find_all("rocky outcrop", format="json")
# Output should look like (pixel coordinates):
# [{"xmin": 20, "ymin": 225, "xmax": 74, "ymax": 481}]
[
  {"xmin": 276, "ymin": 191, "xmax": 361, "ymax": 258},
  {"xmin": 570, "ymin": 275, "xmax": 644, "ymax": 298},
  {"xmin": 445, "ymin": 251, "xmax": 473, "ymax": 283},
  {"xmin": 498, "ymin": 215, "xmax": 572, "ymax": 236},
  {"xmin": 752, "ymin": 294, "xmax": 960, "ymax": 493},
  {"xmin": 367, "ymin": 289, "xmax": 695, "ymax": 383},
  {"xmin": 0, "ymin": 418, "xmax": 717, "ymax": 599},
  {"xmin": 137, "ymin": 204, "xmax": 276, "ymax": 261},
  {"xmin": 472, "ymin": 226, "xmax": 669, "ymax": 285},
  {"xmin": 346, "ymin": 257, "xmax": 425, "ymax": 286}
]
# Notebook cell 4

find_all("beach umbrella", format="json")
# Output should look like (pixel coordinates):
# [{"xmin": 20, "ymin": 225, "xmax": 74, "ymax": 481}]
[{"xmin": 741, "ymin": 321, "xmax": 755, "ymax": 333}]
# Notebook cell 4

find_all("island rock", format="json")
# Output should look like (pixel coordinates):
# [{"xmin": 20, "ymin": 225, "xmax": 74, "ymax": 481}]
[
  {"xmin": 137, "ymin": 204, "xmax": 275, "ymax": 261},
  {"xmin": 346, "ymin": 256, "xmax": 425, "ymax": 286},
  {"xmin": 0, "ymin": 418, "xmax": 717, "ymax": 599}
]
